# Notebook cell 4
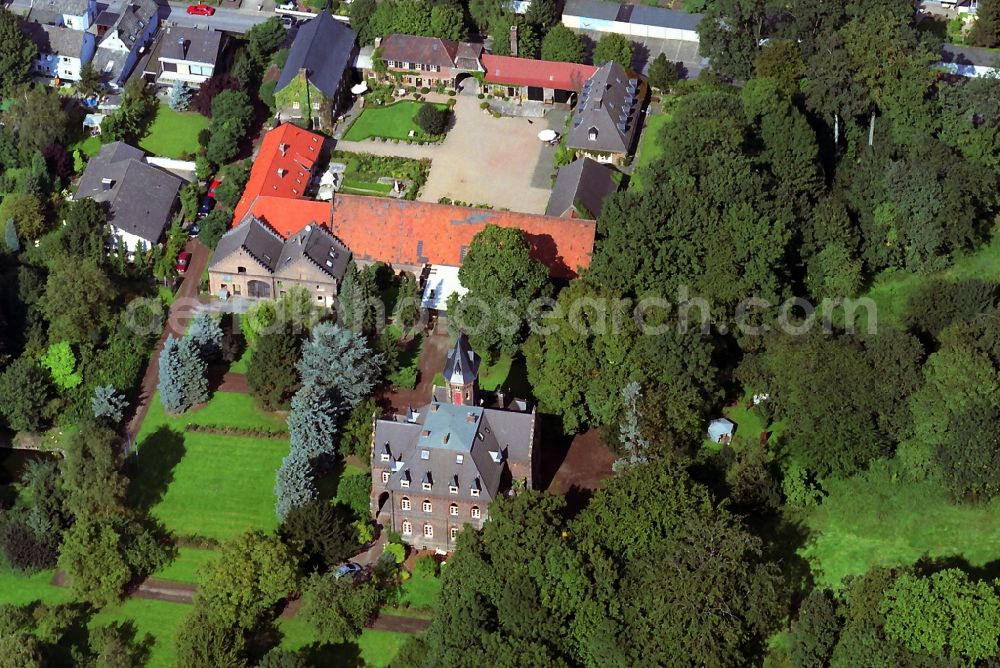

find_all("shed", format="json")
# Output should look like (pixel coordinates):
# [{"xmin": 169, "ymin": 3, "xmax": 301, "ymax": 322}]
[{"xmin": 707, "ymin": 418, "xmax": 735, "ymax": 444}]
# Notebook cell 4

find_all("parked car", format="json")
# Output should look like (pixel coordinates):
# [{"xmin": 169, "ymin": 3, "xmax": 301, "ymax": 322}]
[
  {"xmin": 207, "ymin": 178, "xmax": 222, "ymax": 198},
  {"xmin": 176, "ymin": 251, "xmax": 192, "ymax": 273},
  {"xmin": 334, "ymin": 562, "xmax": 363, "ymax": 579},
  {"xmin": 280, "ymin": 15, "xmax": 295, "ymax": 29},
  {"xmin": 197, "ymin": 195, "xmax": 215, "ymax": 218},
  {"xmin": 186, "ymin": 4, "xmax": 215, "ymax": 15},
  {"xmin": 188, "ymin": 223, "xmax": 200, "ymax": 238}
]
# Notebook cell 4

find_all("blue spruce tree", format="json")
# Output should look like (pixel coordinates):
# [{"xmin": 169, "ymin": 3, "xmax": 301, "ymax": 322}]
[
  {"xmin": 92, "ymin": 385, "xmax": 129, "ymax": 424},
  {"xmin": 297, "ymin": 323, "xmax": 384, "ymax": 408},
  {"xmin": 288, "ymin": 383, "xmax": 342, "ymax": 460},
  {"xmin": 167, "ymin": 80, "xmax": 192, "ymax": 111},
  {"xmin": 3, "ymin": 218, "xmax": 19, "ymax": 253},
  {"xmin": 178, "ymin": 336, "xmax": 209, "ymax": 408},
  {"xmin": 158, "ymin": 335, "xmax": 187, "ymax": 413},
  {"xmin": 274, "ymin": 452, "xmax": 317, "ymax": 520},
  {"xmin": 187, "ymin": 312, "xmax": 224, "ymax": 361}
]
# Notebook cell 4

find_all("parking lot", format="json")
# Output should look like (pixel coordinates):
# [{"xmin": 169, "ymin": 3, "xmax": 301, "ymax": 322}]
[{"xmin": 576, "ymin": 29, "xmax": 707, "ymax": 78}]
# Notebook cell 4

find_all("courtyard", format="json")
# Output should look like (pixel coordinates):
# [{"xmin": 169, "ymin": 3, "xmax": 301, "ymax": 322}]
[{"xmin": 336, "ymin": 95, "xmax": 565, "ymax": 214}]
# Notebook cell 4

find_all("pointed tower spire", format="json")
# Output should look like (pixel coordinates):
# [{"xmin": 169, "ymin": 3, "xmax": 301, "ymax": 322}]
[{"xmin": 443, "ymin": 333, "xmax": 480, "ymax": 405}]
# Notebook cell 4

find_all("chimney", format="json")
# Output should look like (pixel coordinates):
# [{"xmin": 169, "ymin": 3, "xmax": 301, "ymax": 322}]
[
  {"xmin": 510, "ymin": 24, "xmax": 518, "ymax": 57},
  {"xmin": 276, "ymin": 168, "xmax": 286, "ymax": 178},
  {"xmin": 177, "ymin": 37, "xmax": 187, "ymax": 58},
  {"xmin": 101, "ymin": 177, "xmax": 114, "ymax": 190},
  {"xmin": 279, "ymin": 143, "xmax": 288, "ymax": 155},
  {"xmin": 442, "ymin": 432, "xmax": 450, "ymax": 445}
]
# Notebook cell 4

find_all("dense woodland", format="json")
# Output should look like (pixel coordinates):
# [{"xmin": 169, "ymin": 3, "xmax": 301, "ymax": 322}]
[{"xmin": 0, "ymin": 0, "xmax": 1000, "ymax": 665}]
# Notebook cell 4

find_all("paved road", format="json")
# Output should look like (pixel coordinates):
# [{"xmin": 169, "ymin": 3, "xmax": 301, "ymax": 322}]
[
  {"xmin": 125, "ymin": 238, "xmax": 210, "ymax": 441},
  {"xmin": 161, "ymin": 1, "xmax": 273, "ymax": 33}
]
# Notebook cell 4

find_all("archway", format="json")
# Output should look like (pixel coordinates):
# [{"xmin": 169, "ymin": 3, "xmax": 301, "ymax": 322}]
[
  {"xmin": 247, "ymin": 280, "xmax": 271, "ymax": 298},
  {"xmin": 455, "ymin": 73, "xmax": 479, "ymax": 96}
]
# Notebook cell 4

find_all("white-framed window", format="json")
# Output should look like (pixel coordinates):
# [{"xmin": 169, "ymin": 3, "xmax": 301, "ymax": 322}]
[
  {"xmin": 423, "ymin": 523, "xmax": 433, "ymax": 538},
  {"xmin": 449, "ymin": 485, "xmax": 458, "ymax": 494},
  {"xmin": 381, "ymin": 470, "xmax": 390, "ymax": 483},
  {"xmin": 422, "ymin": 500, "xmax": 432, "ymax": 513},
  {"xmin": 450, "ymin": 526, "xmax": 459, "ymax": 540},
  {"xmin": 292, "ymin": 101, "xmax": 300, "ymax": 110},
  {"xmin": 311, "ymin": 102, "xmax": 320, "ymax": 110},
  {"xmin": 471, "ymin": 506, "xmax": 481, "ymax": 519},
  {"xmin": 401, "ymin": 497, "xmax": 410, "ymax": 511},
  {"xmin": 449, "ymin": 503, "xmax": 458, "ymax": 516},
  {"xmin": 470, "ymin": 488, "xmax": 480, "ymax": 497},
  {"xmin": 402, "ymin": 520, "xmax": 412, "ymax": 535},
  {"xmin": 401, "ymin": 479, "xmax": 409, "ymax": 488},
  {"xmin": 422, "ymin": 481, "xmax": 432, "ymax": 491},
  {"xmin": 380, "ymin": 453, "xmax": 390, "ymax": 462}
]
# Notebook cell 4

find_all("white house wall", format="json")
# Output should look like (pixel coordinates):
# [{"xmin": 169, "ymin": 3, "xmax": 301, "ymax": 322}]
[{"xmin": 562, "ymin": 13, "xmax": 699, "ymax": 42}]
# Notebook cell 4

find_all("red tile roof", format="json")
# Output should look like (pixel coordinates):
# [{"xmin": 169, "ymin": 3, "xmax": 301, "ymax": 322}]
[
  {"xmin": 328, "ymin": 195, "xmax": 595, "ymax": 279},
  {"xmin": 232, "ymin": 123, "xmax": 324, "ymax": 224},
  {"xmin": 481, "ymin": 54, "xmax": 598, "ymax": 92}
]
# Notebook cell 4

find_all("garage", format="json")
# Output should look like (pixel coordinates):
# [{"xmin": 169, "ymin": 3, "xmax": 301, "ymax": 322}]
[{"xmin": 527, "ymin": 86, "xmax": 544, "ymax": 101}]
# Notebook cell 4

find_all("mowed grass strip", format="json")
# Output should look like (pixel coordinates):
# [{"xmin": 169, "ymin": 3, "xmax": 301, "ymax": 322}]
[
  {"xmin": 89, "ymin": 598, "xmax": 190, "ymax": 668},
  {"xmin": 343, "ymin": 101, "xmax": 447, "ymax": 141},
  {"xmin": 629, "ymin": 111, "xmax": 672, "ymax": 191},
  {"xmin": 0, "ymin": 568, "xmax": 72, "ymax": 606},
  {"xmin": 138, "ymin": 105, "xmax": 210, "ymax": 159},
  {"xmin": 152, "ymin": 547, "xmax": 218, "ymax": 585},
  {"xmin": 131, "ymin": 393, "xmax": 288, "ymax": 541},
  {"xmin": 799, "ymin": 462, "xmax": 1000, "ymax": 588},
  {"xmin": 278, "ymin": 614, "xmax": 410, "ymax": 667}
]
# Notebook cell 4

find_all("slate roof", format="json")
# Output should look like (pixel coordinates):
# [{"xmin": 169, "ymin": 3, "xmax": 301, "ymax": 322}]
[
  {"xmin": 546, "ymin": 158, "xmax": 618, "ymax": 218},
  {"xmin": 94, "ymin": 45, "xmax": 127, "ymax": 79},
  {"xmin": 376, "ymin": 400, "xmax": 534, "ymax": 503},
  {"xmin": 327, "ymin": 195, "xmax": 597, "ymax": 279},
  {"xmin": 564, "ymin": 0, "xmax": 701, "ymax": 31},
  {"xmin": 443, "ymin": 334, "xmax": 480, "ymax": 386},
  {"xmin": 76, "ymin": 141, "xmax": 183, "ymax": 245},
  {"xmin": 211, "ymin": 215, "xmax": 285, "ymax": 272},
  {"xmin": 276, "ymin": 11, "xmax": 356, "ymax": 98},
  {"xmin": 153, "ymin": 25, "xmax": 223, "ymax": 65},
  {"xmin": 212, "ymin": 215, "xmax": 351, "ymax": 282},
  {"xmin": 102, "ymin": 0, "xmax": 156, "ymax": 50},
  {"xmin": 940, "ymin": 43, "xmax": 1000, "ymax": 69},
  {"xmin": 481, "ymin": 54, "xmax": 597, "ymax": 91},
  {"xmin": 26, "ymin": 0, "xmax": 89, "ymax": 24},
  {"xmin": 568, "ymin": 61, "xmax": 640, "ymax": 154},
  {"xmin": 380, "ymin": 34, "xmax": 459, "ymax": 69},
  {"xmin": 232, "ymin": 123, "xmax": 324, "ymax": 226},
  {"xmin": 21, "ymin": 21, "xmax": 86, "ymax": 58}
]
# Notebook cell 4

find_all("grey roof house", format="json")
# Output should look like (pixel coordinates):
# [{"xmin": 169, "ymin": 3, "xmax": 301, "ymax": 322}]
[
  {"xmin": 142, "ymin": 25, "xmax": 224, "ymax": 88},
  {"xmin": 567, "ymin": 61, "xmax": 642, "ymax": 164},
  {"xmin": 275, "ymin": 11, "xmax": 357, "ymax": 129},
  {"xmin": 208, "ymin": 215, "xmax": 350, "ymax": 306},
  {"xmin": 26, "ymin": 0, "xmax": 95, "ymax": 31},
  {"xmin": 92, "ymin": 0, "xmax": 159, "ymax": 89},
  {"xmin": 22, "ymin": 20, "xmax": 97, "ymax": 82},
  {"xmin": 75, "ymin": 142, "xmax": 183, "ymax": 252},
  {"xmin": 938, "ymin": 43, "xmax": 1000, "ymax": 78},
  {"xmin": 371, "ymin": 334, "xmax": 537, "ymax": 552},
  {"xmin": 546, "ymin": 157, "xmax": 619, "ymax": 218}
]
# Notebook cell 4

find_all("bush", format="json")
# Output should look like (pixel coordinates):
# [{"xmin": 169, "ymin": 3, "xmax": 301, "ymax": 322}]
[
  {"xmin": 477, "ymin": 93, "xmax": 484, "ymax": 99},
  {"xmin": 479, "ymin": 101, "xmax": 489, "ymax": 110},
  {"xmin": 337, "ymin": 474, "xmax": 372, "ymax": 521},
  {"xmin": 414, "ymin": 103, "xmax": 448, "ymax": 135},
  {"xmin": 279, "ymin": 501, "xmax": 357, "ymax": 572},
  {"xmin": 419, "ymin": 87, "xmax": 430, "ymax": 94},
  {"xmin": 0, "ymin": 519, "xmax": 56, "ymax": 571},
  {"xmin": 413, "ymin": 554, "xmax": 438, "ymax": 579},
  {"xmin": 384, "ymin": 542, "xmax": 405, "ymax": 564}
]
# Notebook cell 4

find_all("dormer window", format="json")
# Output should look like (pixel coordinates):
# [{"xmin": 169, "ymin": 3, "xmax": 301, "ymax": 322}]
[
  {"xmin": 420, "ymin": 449, "xmax": 430, "ymax": 460},
  {"xmin": 455, "ymin": 454, "xmax": 464, "ymax": 464},
  {"xmin": 380, "ymin": 442, "xmax": 391, "ymax": 462},
  {"xmin": 422, "ymin": 481, "xmax": 432, "ymax": 491},
  {"xmin": 470, "ymin": 488, "xmax": 480, "ymax": 497},
  {"xmin": 588, "ymin": 127, "xmax": 599, "ymax": 141},
  {"xmin": 401, "ymin": 479, "xmax": 410, "ymax": 488}
]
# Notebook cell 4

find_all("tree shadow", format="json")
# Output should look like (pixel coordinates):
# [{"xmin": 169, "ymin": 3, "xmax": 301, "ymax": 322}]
[
  {"xmin": 315, "ymin": 457, "xmax": 348, "ymax": 502},
  {"xmin": 913, "ymin": 554, "xmax": 1000, "ymax": 583},
  {"xmin": 631, "ymin": 42, "xmax": 651, "ymax": 73},
  {"xmin": 126, "ymin": 426, "xmax": 186, "ymax": 512},
  {"xmin": 533, "ymin": 414, "xmax": 573, "ymax": 493},
  {"xmin": 301, "ymin": 640, "xmax": 364, "ymax": 667}
]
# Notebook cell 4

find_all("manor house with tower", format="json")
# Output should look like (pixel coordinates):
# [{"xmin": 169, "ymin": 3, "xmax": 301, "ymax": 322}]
[{"xmin": 369, "ymin": 335, "xmax": 537, "ymax": 552}]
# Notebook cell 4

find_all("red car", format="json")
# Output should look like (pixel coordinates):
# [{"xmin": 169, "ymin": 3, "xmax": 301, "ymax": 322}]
[
  {"xmin": 186, "ymin": 4, "xmax": 215, "ymax": 15},
  {"xmin": 176, "ymin": 251, "xmax": 192, "ymax": 273},
  {"xmin": 207, "ymin": 178, "xmax": 222, "ymax": 198}
]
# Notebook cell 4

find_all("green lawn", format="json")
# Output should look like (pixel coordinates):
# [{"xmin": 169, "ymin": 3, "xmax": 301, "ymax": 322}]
[
  {"xmin": 130, "ymin": 393, "xmax": 289, "ymax": 541},
  {"xmin": 89, "ymin": 598, "xmax": 189, "ymax": 668},
  {"xmin": 477, "ymin": 353, "xmax": 512, "ymax": 391},
  {"xmin": 69, "ymin": 135, "xmax": 102, "ymax": 158},
  {"xmin": 340, "ymin": 177, "xmax": 393, "ymax": 196},
  {"xmin": 799, "ymin": 461, "xmax": 1000, "ymax": 589},
  {"xmin": 0, "ymin": 568, "xmax": 72, "ymax": 606},
  {"xmin": 152, "ymin": 547, "xmax": 218, "ymax": 585},
  {"xmin": 138, "ymin": 105, "xmax": 210, "ymax": 159},
  {"xmin": 229, "ymin": 347, "xmax": 251, "ymax": 375},
  {"xmin": 836, "ymin": 231, "xmax": 1000, "ymax": 332},
  {"xmin": 629, "ymin": 111, "xmax": 672, "ymax": 191},
  {"xmin": 278, "ymin": 615, "xmax": 409, "ymax": 666},
  {"xmin": 344, "ymin": 101, "xmax": 448, "ymax": 142},
  {"xmin": 398, "ymin": 571, "xmax": 441, "ymax": 611}
]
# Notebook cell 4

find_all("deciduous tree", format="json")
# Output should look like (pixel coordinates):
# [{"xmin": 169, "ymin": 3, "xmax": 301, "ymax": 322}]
[
  {"xmin": 541, "ymin": 24, "xmax": 585, "ymax": 63},
  {"xmin": 592, "ymin": 32, "xmax": 633, "ymax": 67}
]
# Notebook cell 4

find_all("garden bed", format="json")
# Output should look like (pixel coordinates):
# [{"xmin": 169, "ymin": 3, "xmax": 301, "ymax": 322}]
[{"xmin": 330, "ymin": 150, "xmax": 430, "ymax": 200}]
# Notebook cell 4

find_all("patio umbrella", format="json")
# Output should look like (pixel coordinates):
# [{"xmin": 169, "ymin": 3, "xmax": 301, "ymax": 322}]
[
  {"xmin": 537, "ymin": 129, "xmax": 557, "ymax": 142},
  {"xmin": 351, "ymin": 81, "xmax": 368, "ymax": 95}
]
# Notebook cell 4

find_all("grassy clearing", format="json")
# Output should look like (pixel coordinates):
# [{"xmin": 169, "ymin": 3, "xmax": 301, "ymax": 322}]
[
  {"xmin": 838, "ymin": 231, "xmax": 1000, "ymax": 331},
  {"xmin": 398, "ymin": 571, "xmax": 441, "ymax": 611},
  {"xmin": 152, "ymin": 547, "xmax": 218, "ymax": 585},
  {"xmin": 0, "ymin": 568, "xmax": 72, "ymax": 606},
  {"xmin": 138, "ymin": 105, "xmax": 210, "ymax": 159},
  {"xmin": 229, "ymin": 347, "xmax": 251, "ymax": 375},
  {"xmin": 344, "ymin": 101, "xmax": 448, "ymax": 142},
  {"xmin": 629, "ymin": 110, "xmax": 672, "ymax": 191},
  {"xmin": 89, "ymin": 598, "xmax": 189, "ymax": 668},
  {"xmin": 130, "ymin": 392, "xmax": 289, "ymax": 541},
  {"xmin": 799, "ymin": 461, "xmax": 1000, "ymax": 588},
  {"xmin": 70, "ymin": 135, "xmax": 102, "ymax": 158},
  {"xmin": 278, "ymin": 615, "xmax": 409, "ymax": 667},
  {"xmin": 340, "ymin": 178, "xmax": 393, "ymax": 195}
]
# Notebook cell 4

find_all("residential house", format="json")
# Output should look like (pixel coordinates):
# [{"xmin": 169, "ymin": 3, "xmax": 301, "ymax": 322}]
[
  {"xmin": 567, "ymin": 61, "xmax": 643, "ymax": 164},
  {"xmin": 231, "ymin": 122, "xmax": 325, "ymax": 230},
  {"xmin": 546, "ymin": 158, "xmax": 618, "ymax": 218},
  {"xmin": 92, "ymin": 0, "xmax": 159, "ymax": 90},
  {"xmin": 481, "ymin": 54, "xmax": 596, "ymax": 104},
  {"xmin": 208, "ymin": 215, "xmax": 350, "ymax": 305},
  {"xmin": 26, "ymin": 0, "xmax": 95, "ymax": 31},
  {"xmin": 925, "ymin": 0, "xmax": 979, "ymax": 14},
  {"xmin": 370, "ymin": 34, "xmax": 484, "ymax": 91},
  {"xmin": 142, "ymin": 25, "xmax": 223, "ymax": 89},
  {"xmin": 75, "ymin": 142, "xmax": 184, "ymax": 252},
  {"xmin": 938, "ymin": 43, "xmax": 999, "ymax": 78},
  {"xmin": 22, "ymin": 20, "xmax": 96, "ymax": 81},
  {"xmin": 370, "ymin": 334, "xmax": 536, "ymax": 552},
  {"xmin": 275, "ymin": 11, "xmax": 357, "ymax": 129},
  {"xmin": 562, "ymin": 0, "xmax": 701, "ymax": 42}
]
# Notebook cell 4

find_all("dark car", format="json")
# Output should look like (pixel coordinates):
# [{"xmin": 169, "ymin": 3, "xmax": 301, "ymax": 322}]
[
  {"xmin": 280, "ymin": 15, "xmax": 295, "ymax": 28},
  {"xmin": 197, "ymin": 195, "xmax": 214, "ymax": 218},
  {"xmin": 176, "ymin": 251, "xmax": 192, "ymax": 273}
]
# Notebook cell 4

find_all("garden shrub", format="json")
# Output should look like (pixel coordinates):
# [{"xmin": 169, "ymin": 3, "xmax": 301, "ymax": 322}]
[{"xmin": 413, "ymin": 554, "xmax": 438, "ymax": 579}]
